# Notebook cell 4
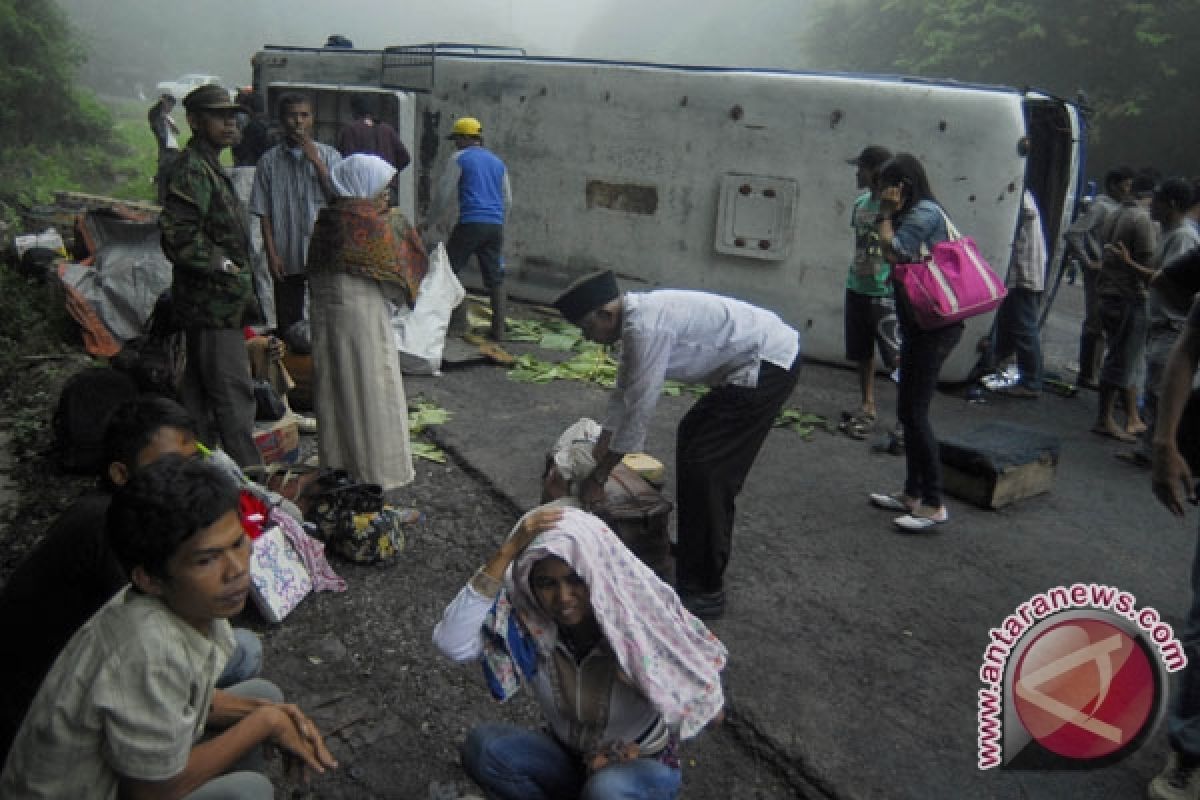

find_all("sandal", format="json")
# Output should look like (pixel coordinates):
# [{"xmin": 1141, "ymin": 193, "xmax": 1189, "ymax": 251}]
[{"xmin": 839, "ymin": 411, "xmax": 876, "ymax": 440}]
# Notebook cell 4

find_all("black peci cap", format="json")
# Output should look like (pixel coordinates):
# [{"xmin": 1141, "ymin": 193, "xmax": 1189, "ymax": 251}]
[{"xmin": 553, "ymin": 270, "xmax": 620, "ymax": 325}]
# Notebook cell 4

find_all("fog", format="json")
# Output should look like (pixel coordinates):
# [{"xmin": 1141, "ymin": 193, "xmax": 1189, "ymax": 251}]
[{"xmin": 57, "ymin": 0, "xmax": 814, "ymax": 95}]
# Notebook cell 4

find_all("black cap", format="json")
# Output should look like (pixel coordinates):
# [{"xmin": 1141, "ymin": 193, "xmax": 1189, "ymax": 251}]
[
  {"xmin": 554, "ymin": 270, "xmax": 620, "ymax": 325},
  {"xmin": 183, "ymin": 84, "xmax": 239, "ymax": 112},
  {"xmin": 846, "ymin": 145, "xmax": 892, "ymax": 170}
]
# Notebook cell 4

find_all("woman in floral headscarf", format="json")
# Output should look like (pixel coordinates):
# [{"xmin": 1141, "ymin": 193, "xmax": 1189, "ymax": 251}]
[
  {"xmin": 434, "ymin": 505, "xmax": 727, "ymax": 799},
  {"xmin": 306, "ymin": 154, "xmax": 427, "ymax": 495}
]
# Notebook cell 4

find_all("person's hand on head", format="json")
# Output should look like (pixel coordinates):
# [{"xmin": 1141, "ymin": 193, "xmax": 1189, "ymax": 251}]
[{"xmin": 508, "ymin": 506, "xmax": 565, "ymax": 555}]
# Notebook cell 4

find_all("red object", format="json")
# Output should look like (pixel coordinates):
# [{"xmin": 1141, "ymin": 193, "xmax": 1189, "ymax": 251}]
[{"xmin": 238, "ymin": 489, "xmax": 271, "ymax": 540}]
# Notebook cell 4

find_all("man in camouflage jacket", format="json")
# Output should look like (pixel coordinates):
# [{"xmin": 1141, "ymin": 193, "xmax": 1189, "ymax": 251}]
[{"xmin": 159, "ymin": 84, "xmax": 263, "ymax": 467}]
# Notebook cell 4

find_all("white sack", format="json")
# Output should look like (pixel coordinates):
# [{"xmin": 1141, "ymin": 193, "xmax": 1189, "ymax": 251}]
[{"xmin": 391, "ymin": 242, "xmax": 465, "ymax": 375}]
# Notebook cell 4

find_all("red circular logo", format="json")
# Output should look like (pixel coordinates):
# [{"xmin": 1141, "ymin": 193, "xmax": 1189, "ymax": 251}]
[{"xmin": 1012, "ymin": 617, "xmax": 1156, "ymax": 760}]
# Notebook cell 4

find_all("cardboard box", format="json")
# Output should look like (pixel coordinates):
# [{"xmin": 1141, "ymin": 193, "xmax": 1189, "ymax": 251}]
[
  {"xmin": 254, "ymin": 415, "xmax": 300, "ymax": 465},
  {"xmin": 940, "ymin": 423, "xmax": 1060, "ymax": 510}
]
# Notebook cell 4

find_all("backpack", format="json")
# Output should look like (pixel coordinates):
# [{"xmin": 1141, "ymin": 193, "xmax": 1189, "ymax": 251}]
[
  {"xmin": 53, "ymin": 367, "xmax": 138, "ymax": 473},
  {"xmin": 111, "ymin": 291, "xmax": 185, "ymax": 396}
]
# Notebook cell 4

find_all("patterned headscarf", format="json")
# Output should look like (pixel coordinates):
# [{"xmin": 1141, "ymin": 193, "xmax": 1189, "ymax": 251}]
[
  {"xmin": 486, "ymin": 506, "xmax": 727, "ymax": 739},
  {"xmin": 307, "ymin": 154, "xmax": 426, "ymax": 305}
]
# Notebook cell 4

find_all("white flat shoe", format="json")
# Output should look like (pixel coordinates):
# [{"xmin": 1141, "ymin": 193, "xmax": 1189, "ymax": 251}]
[
  {"xmin": 870, "ymin": 492, "xmax": 916, "ymax": 513},
  {"xmin": 894, "ymin": 509, "xmax": 949, "ymax": 533}
]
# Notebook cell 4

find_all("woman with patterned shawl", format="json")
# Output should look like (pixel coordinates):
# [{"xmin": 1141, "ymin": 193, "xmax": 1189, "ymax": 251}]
[
  {"xmin": 306, "ymin": 154, "xmax": 427, "ymax": 494},
  {"xmin": 433, "ymin": 504, "xmax": 727, "ymax": 799}
]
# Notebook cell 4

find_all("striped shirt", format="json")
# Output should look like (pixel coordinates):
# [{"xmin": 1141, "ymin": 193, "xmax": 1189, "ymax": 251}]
[
  {"xmin": 0, "ymin": 587, "xmax": 235, "ymax": 798},
  {"xmin": 250, "ymin": 143, "xmax": 341, "ymax": 276}
]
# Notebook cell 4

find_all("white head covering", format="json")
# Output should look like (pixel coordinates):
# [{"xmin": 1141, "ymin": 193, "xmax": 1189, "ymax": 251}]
[
  {"xmin": 503, "ymin": 506, "xmax": 727, "ymax": 739},
  {"xmin": 331, "ymin": 153, "xmax": 396, "ymax": 199}
]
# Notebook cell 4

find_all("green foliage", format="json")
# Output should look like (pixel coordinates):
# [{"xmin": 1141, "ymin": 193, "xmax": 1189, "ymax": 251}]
[
  {"xmin": 800, "ymin": 0, "xmax": 1200, "ymax": 171},
  {"xmin": 0, "ymin": 98, "xmax": 158, "ymax": 220},
  {"xmin": 0, "ymin": 2, "xmax": 159, "ymax": 216},
  {"xmin": 774, "ymin": 408, "xmax": 833, "ymax": 439},
  {"xmin": 0, "ymin": 263, "xmax": 75, "ymax": 394},
  {"xmin": 407, "ymin": 400, "xmax": 451, "ymax": 463},
  {"xmin": 0, "ymin": 0, "xmax": 108, "ymax": 147}
]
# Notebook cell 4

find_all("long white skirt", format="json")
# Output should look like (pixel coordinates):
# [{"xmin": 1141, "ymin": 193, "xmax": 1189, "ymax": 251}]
[{"xmin": 310, "ymin": 270, "xmax": 414, "ymax": 491}]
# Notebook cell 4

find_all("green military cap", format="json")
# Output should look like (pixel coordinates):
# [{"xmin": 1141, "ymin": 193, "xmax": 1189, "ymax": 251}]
[{"xmin": 183, "ymin": 84, "xmax": 239, "ymax": 112}]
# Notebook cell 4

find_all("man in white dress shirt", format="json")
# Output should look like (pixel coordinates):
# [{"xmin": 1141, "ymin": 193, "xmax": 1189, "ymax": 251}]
[{"xmin": 554, "ymin": 271, "xmax": 802, "ymax": 619}]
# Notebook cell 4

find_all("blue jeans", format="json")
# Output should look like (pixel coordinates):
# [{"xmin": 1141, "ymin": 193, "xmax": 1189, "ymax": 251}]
[
  {"xmin": 186, "ymin": 678, "xmax": 282, "ymax": 799},
  {"xmin": 462, "ymin": 723, "xmax": 681, "ymax": 800},
  {"xmin": 990, "ymin": 288, "xmax": 1043, "ymax": 391},
  {"xmin": 896, "ymin": 300, "xmax": 963, "ymax": 507},
  {"xmin": 1170, "ymin": 528, "xmax": 1200, "ymax": 759},
  {"xmin": 216, "ymin": 628, "xmax": 263, "ymax": 689}
]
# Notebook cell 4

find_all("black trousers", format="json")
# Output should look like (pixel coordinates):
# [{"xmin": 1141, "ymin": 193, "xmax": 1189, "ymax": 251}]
[
  {"xmin": 274, "ymin": 274, "xmax": 308, "ymax": 336},
  {"xmin": 674, "ymin": 356, "xmax": 801, "ymax": 594},
  {"xmin": 895, "ymin": 300, "xmax": 962, "ymax": 507},
  {"xmin": 446, "ymin": 223, "xmax": 505, "ymax": 289}
]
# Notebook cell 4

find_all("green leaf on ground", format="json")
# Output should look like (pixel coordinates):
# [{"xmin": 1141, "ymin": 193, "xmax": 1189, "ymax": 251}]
[
  {"xmin": 411, "ymin": 441, "xmax": 447, "ymax": 463},
  {"xmin": 538, "ymin": 331, "xmax": 580, "ymax": 351},
  {"xmin": 774, "ymin": 408, "xmax": 833, "ymax": 439},
  {"xmin": 408, "ymin": 401, "xmax": 452, "ymax": 433}
]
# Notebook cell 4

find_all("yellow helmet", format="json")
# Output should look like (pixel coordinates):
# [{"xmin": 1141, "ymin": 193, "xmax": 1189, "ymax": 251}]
[{"xmin": 449, "ymin": 116, "xmax": 483, "ymax": 138}]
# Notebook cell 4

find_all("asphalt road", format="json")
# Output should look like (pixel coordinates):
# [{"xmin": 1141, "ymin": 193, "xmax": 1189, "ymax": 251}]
[{"xmin": 402, "ymin": 279, "xmax": 1192, "ymax": 799}]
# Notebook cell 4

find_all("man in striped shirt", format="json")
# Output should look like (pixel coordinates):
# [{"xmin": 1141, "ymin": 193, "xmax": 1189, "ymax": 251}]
[{"xmin": 250, "ymin": 92, "xmax": 341, "ymax": 334}]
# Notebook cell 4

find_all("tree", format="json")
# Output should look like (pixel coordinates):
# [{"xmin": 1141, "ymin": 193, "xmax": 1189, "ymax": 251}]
[
  {"xmin": 799, "ymin": 0, "xmax": 1200, "ymax": 174},
  {"xmin": 0, "ymin": 0, "xmax": 108, "ymax": 146}
]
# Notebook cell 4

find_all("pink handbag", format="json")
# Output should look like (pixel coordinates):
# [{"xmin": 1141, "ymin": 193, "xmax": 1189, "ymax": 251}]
[{"xmin": 893, "ymin": 209, "xmax": 1007, "ymax": 330}]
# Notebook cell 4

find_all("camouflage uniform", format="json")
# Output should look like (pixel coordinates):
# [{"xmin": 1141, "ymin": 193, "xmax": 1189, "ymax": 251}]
[
  {"xmin": 160, "ymin": 139, "xmax": 259, "ymax": 329},
  {"xmin": 159, "ymin": 136, "xmax": 262, "ymax": 467}
]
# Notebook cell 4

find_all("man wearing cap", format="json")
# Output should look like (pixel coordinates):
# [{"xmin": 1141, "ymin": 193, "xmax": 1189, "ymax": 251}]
[
  {"xmin": 554, "ymin": 272, "xmax": 802, "ymax": 619},
  {"xmin": 424, "ymin": 116, "xmax": 512, "ymax": 340},
  {"xmin": 842, "ymin": 145, "xmax": 897, "ymax": 437},
  {"xmin": 158, "ymin": 84, "xmax": 263, "ymax": 468}
]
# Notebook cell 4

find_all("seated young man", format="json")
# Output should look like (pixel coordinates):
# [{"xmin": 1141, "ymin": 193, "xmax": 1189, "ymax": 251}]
[
  {"xmin": 0, "ymin": 455, "xmax": 337, "ymax": 797},
  {"xmin": 0, "ymin": 396, "xmax": 265, "ymax": 765}
]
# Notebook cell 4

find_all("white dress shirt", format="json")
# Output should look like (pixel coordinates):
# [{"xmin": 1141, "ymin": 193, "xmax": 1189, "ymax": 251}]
[{"xmin": 603, "ymin": 290, "xmax": 800, "ymax": 453}]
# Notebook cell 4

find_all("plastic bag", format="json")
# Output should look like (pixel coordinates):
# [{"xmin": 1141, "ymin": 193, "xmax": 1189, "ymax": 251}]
[{"xmin": 391, "ymin": 242, "xmax": 464, "ymax": 375}]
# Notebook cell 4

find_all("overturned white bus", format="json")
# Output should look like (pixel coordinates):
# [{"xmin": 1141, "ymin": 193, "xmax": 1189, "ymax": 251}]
[{"xmin": 252, "ymin": 43, "xmax": 1085, "ymax": 381}]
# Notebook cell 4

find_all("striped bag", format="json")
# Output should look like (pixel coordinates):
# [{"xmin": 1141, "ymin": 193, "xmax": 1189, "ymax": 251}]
[{"xmin": 894, "ymin": 209, "xmax": 1007, "ymax": 330}]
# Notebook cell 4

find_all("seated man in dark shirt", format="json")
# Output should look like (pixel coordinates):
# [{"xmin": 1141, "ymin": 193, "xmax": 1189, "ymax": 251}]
[{"xmin": 0, "ymin": 396, "xmax": 262, "ymax": 763}]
